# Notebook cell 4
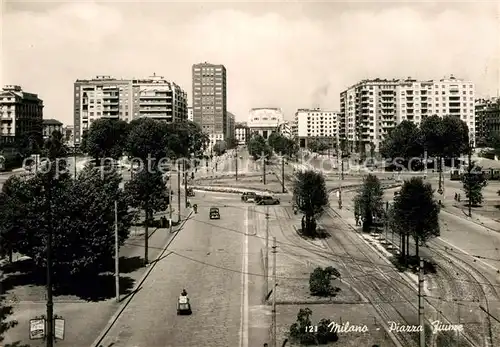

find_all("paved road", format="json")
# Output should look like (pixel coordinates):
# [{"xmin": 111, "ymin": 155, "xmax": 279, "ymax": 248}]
[{"xmin": 97, "ymin": 192, "xmax": 269, "ymax": 347}]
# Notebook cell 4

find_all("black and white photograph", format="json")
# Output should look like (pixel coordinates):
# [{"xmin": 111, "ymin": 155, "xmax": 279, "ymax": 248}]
[{"xmin": 1, "ymin": 1, "xmax": 499, "ymax": 346}]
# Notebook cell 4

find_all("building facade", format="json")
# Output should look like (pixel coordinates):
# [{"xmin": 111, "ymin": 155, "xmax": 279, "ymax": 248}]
[
  {"xmin": 294, "ymin": 108, "xmax": 339, "ymax": 148},
  {"xmin": 0, "ymin": 85, "xmax": 44, "ymax": 145},
  {"xmin": 73, "ymin": 75, "xmax": 187, "ymax": 146},
  {"xmin": 235, "ymin": 122, "xmax": 250, "ymax": 145},
  {"xmin": 63, "ymin": 125, "xmax": 74, "ymax": 146},
  {"xmin": 475, "ymin": 97, "xmax": 500, "ymax": 141},
  {"xmin": 42, "ymin": 119, "xmax": 63, "ymax": 139},
  {"xmin": 247, "ymin": 108, "xmax": 284, "ymax": 140},
  {"xmin": 277, "ymin": 121, "xmax": 293, "ymax": 139},
  {"xmin": 226, "ymin": 111, "xmax": 235, "ymax": 140},
  {"xmin": 339, "ymin": 75, "xmax": 476, "ymax": 153},
  {"xmin": 192, "ymin": 63, "xmax": 227, "ymax": 149},
  {"xmin": 188, "ymin": 106, "xmax": 193, "ymax": 121}
]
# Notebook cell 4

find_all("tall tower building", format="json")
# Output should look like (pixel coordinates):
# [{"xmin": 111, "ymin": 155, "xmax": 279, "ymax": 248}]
[{"xmin": 192, "ymin": 63, "xmax": 227, "ymax": 149}]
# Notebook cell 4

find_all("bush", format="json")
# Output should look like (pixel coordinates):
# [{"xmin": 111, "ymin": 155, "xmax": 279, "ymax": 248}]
[
  {"xmin": 288, "ymin": 308, "xmax": 339, "ymax": 345},
  {"xmin": 309, "ymin": 266, "xmax": 341, "ymax": 296}
]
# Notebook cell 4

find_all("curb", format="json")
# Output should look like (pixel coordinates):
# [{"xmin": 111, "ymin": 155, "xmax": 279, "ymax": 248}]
[{"xmin": 90, "ymin": 210, "xmax": 194, "ymax": 347}]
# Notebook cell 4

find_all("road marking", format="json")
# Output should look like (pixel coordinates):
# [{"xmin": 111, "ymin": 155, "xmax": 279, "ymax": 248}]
[
  {"xmin": 437, "ymin": 237, "xmax": 499, "ymax": 272},
  {"xmin": 240, "ymin": 206, "xmax": 249, "ymax": 347}
]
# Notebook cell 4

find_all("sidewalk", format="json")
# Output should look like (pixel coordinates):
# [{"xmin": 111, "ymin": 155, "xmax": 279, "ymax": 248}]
[{"xmin": 2, "ymin": 211, "xmax": 193, "ymax": 347}]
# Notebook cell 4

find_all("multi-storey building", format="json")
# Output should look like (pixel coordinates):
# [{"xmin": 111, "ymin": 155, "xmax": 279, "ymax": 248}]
[
  {"xmin": 42, "ymin": 119, "xmax": 63, "ymax": 139},
  {"xmin": 277, "ymin": 121, "xmax": 293, "ymax": 139},
  {"xmin": 339, "ymin": 75, "xmax": 476, "ymax": 153},
  {"xmin": 0, "ymin": 85, "xmax": 44, "ymax": 145},
  {"xmin": 294, "ymin": 108, "xmax": 338, "ymax": 148},
  {"xmin": 73, "ymin": 75, "xmax": 187, "ymax": 146},
  {"xmin": 63, "ymin": 125, "xmax": 74, "ymax": 146},
  {"xmin": 235, "ymin": 122, "xmax": 250, "ymax": 145},
  {"xmin": 188, "ymin": 106, "xmax": 193, "ymax": 121},
  {"xmin": 192, "ymin": 63, "xmax": 227, "ymax": 149},
  {"xmin": 226, "ymin": 111, "xmax": 235, "ymax": 140},
  {"xmin": 248, "ymin": 108, "xmax": 284, "ymax": 140},
  {"xmin": 475, "ymin": 98, "xmax": 500, "ymax": 142}
]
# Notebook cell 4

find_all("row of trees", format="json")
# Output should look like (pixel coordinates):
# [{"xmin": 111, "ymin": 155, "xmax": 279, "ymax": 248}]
[
  {"xmin": 81, "ymin": 118, "xmax": 209, "ymax": 162},
  {"xmin": 354, "ymin": 174, "xmax": 441, "ymax": 263},
  {"xmin": 267, "ymin": 132, "xmax": 298, "ymax": 157}
]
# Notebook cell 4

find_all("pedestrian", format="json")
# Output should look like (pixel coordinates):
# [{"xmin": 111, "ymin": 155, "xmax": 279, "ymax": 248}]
[
  {"xmin": 458, "ymin": 193, "xmax": 461, "ymax": 202},
  {"xmin": 454, "ymin": 193, "xmax": 458, "ymax": 201}
]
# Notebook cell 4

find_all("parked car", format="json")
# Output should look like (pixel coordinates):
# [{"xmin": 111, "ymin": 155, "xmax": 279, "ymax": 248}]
[
  {"xmin": 187, "ymin": 188, "xmax": 195, "ymax": 197},
  {"xmin": 241, "ymin": 192, "xmax": 257, "ymax": 202},
  {"xmin": 210, "ymin": 207, "xmax": 220, "ymax": 219},
  {"xmin": 257, "ymin": 196, "xmax": 280, "ymax": 205}
]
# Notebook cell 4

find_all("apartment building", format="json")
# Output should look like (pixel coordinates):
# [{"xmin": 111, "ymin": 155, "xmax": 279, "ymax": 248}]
[
  {"xmin": 42, "ymin": 119, "xmax": 63, "ymax": 139},
  {"xmin": 226, "ymin": 111, "xmax": 235, "ymax": 140},
  {"xmin": 235, "ymin": 122, "xmax": 250, "ymax": 145},
  {"xmin": 73, "ymin": 75, "xmax": 187, "ymax": 146},
  {"xmin": 188, "ymin": 106, "xmax": 193, "ymax": 121},
  {"xmin": 192, "ymin": 63, "xmax": 227, "ymax": 149},
  {"xmin": 248, "ymin": 108, "xmax": 284, "ymax": 140},
  {"xmin": 277, "ymin": 121, "xmax": 293, "ymax": 139},
  {"xmin": 475, "ymin": 97, "xmax": 500, "ymax": 141},
  {"xmin": 339, "ymin": 75, "xmax": 476, "ymax": 153},
  {"xmin": 0, "ymin": 85, "xmax": 44, "ymax": 145},
  {"xmin": 294, "ymin": 108, "xmax": 338, "ymax": 148},
  {"xmin": 63, "ymin": 125, "xmax": 74, "ymax": 146}
]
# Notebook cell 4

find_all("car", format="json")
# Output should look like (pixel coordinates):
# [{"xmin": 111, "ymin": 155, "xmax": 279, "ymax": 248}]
[
  {"xmin": 177, "ymin": 295, "xmax": 192, "ymax": 315},
  {"xmin": 257, "ymin": 196, "xmax": 280, "ymax": 205},
  {"xmin": 241, "ymin": 192, "xmax": 257, "ymax": 202},
  {"xmin": 187, "ymin": 188, "xmax": 195, "ymax": 197},
  {"xmin": 209, "ymin": 207, "xmax": 220, "ymax": 219}
]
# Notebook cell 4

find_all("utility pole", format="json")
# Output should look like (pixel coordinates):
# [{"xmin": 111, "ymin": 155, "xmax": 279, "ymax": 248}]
[
  {"xmin": 281, "ymin": 154, "xmax": 285, "ymax": 193},
  {"xmin": 272, "ymin": 237, "xmax": 277, "ymax": 347},
  {"xmin": 169, "ymin": 169, "xmax": 173, "ymax": 233},
  {"xmin": 418, "ymin": 257, "xmax": 425, "ymax": 347},
  {"xmin": 235, "ymin": 146, "xmax": 238, "ymax": 181},
  {"xmin": 46, "ymin": 177, "xmax": 54, "ymax": 347},
  {"xmin": 177, "ymin": 161, "xmax": 181, "ymax": 223},
  {"xmin": 468, "ymin": 140, "xmax": 473, "ymax": 217},
  {"xmin": 184, "ymin": 160, "xmax": 188, "ymax": 208},
  {"xmin": 340, "ymin": 150, "xmax": 344, "ymax": 180},
  {"xmin": 265, "ymin": 207, "xmax": 269, "ymax": 295},
  {"xmin": 73, "ymin": 147, "xmax": 77, "ymax": 178},
  {"xmin": 114, "ymin": 200, "xmax": 119, "ymax": 302},
  {"xmin": 262, "ymin": 151, "xmax": 266, "ymax": 185}
]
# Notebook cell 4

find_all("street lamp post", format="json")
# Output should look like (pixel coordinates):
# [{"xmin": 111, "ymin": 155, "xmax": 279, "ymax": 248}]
[{"xmin": 468, "ymin": 140, "xmax": 474, "ymax": 217}]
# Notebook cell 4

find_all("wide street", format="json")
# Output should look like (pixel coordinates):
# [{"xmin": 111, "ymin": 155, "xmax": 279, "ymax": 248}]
[{"xmin": 96, "ymin": 190, "xmax": 269, "ymax": 347}]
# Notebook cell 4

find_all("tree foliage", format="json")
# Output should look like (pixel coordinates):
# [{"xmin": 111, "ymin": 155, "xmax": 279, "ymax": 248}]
[
  {"xmin": 354, "ymin": 174, "xmax": 384, "ymax": 231},
  {"xmin": 307, "ymin": 138, "xmax": 330, "ymax": 153},
  {"xmin": 82, "ymin": 118, "xmax": 130, "ymax": 161},
  {"xmin": 126, "ymin": 118, "xmax": 169, "ymax": 160},
  {"xmin": 462, "ymin": 164, "xmax": 488, "ymax": 206},
  {"xmin": 293, "ymin": 170, "xmax": 329, "ymax": 236},
  {"xmin": 248, "ymin": 134, "xmax": 272, "ymax": 160},
  {"xmin": 420, "ymin": 115, "xmax": 469, "ymax": 158},
  {"xmin": 309, "ymin": 266, "xmax": 341, "ymax": 296},
  {"xmin": 268, "ymin": 132, "xmax": 298, "ymax": 157},
  {"xmin": 226, "ymin": 137, "xmax": 239, "ymax": 150},
  {"xmin": 212, "ymin": 141, "xmax": 227, "ymax": 156},
  {"xmin": 289, "ymin": 308, "xmax": 338, "ymax": 345},
  {"xmin": 0, "ymin": 165, "xmax": 132, "ymax": 281},
  {"xmin": 125, "ymin": 169, "xmax": 169, "ymax": 215},
  {"xmin": 390, "ymin": 177, "xmax": 440, "ymax": 260},
  {"xmin": 379, "ymin": 121, "xmax": 423, "ymax": 160}
]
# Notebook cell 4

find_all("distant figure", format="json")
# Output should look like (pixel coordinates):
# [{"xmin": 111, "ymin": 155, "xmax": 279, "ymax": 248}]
[
  {"xmin": 454, "ymin": 193, "xmax": 458, "ymax": 201},
  {"xmin": 458, "ymin": 193, "xmax": 461, "ymax": 202}
]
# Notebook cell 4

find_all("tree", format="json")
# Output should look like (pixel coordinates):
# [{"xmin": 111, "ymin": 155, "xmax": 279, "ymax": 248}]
[
  {"xmin": 379, "ymin": 120, "xmax": 423, "ymax": 167},
  {"xmin": 226, "ymin": 137, "xmax": 239, "ymax": 150},
  {"xmin": 390, "ymin": 177, "xmax": 440, "ymax": 262},
  {"xmin": 213, "ymin": 141, "xmax": 227, "ymax": 156},
  {"xmin": 125, "ymin": 118, "xmax": 169, "ymax": 161},
  {"xmin": 165, "ymin": 121, "xmax": 209, "ymax": 158},
  {"xmin": 83, "ymin": 118, "xmax": 129, "ymax": 162},
  {"xmin": 309, "ymin": 266, "xmax": 341, "ymax": 296},
  {"xmin": 268, "ymin": 133, "xmax": 298, "ymax": 157},
  {"xmin": 354, "ymin": 174, "xmax": 384, "ymax": 232},
  {"xmin": 441, "ymin": 115, "xmax": 469, "ymax": 158},
  {"xmin": 462, "ymin": 163, "xmax": 488, "ymax": 206},
  {"xmin": 317, "ymin": 318, "xmax": 339, "ymax": 344},
  {"xmin": 248, "ymin": 134, "xmax": 272, "ymax": 160},
  {"xmin": 293, "ymin": 170, "xmax": 329, "ymax": 236},
  {"xmin": 0, "ymin": 293, "xmax": 29, "ymax": 347},
  {"xmin": 124, "ymin": 169, "xmax": 168, "ymax": 264},
  {"xmin": 308, "ymin": 139, "xmax": 330, "ymax": 153},
  {"xmin": 289, "ymin": 308, "xmax": 316, "ymax": 345},
  {"xmin": 0, "ymin": 165, "xmax": 132, "ymax": 282}
]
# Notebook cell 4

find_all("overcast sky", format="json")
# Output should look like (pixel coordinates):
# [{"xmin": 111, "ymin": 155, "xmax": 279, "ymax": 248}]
[{"xmin": 1, "ymin": 0, "xmax": 499, "ymax": 125}]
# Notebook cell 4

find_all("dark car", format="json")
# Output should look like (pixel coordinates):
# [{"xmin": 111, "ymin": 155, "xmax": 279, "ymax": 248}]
[
  {"xmin": 210, "ymin": 207, "xmax": 220, "ymax": 219},
  {"xmin": 241, "ymin": 192, "xmax": 257, "ymax": 202},
  {"xmin": 257, "ymin": 196, "xmax": 280, "ymax": 205},
  {"xmin": 187, "ymin": 188, "xmax": 195, "ymax": 197}
]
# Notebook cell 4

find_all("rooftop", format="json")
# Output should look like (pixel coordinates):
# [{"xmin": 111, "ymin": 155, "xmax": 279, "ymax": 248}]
[{"xmin": 43, "ymin": 118, "xmax": 63, "ymax": 125}]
